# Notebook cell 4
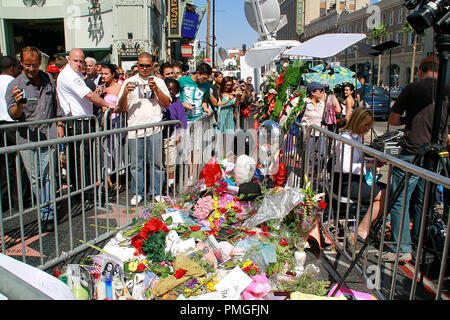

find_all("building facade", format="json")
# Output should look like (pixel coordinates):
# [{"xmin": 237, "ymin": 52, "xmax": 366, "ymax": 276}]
[
  {"xmin": 303, "ymin": 0, "xmax": 428, "ymax": 86},
  {"xmin": 276, "ymin": 0, "xmax": 370, "ymax": 41},
  {"xmin": 0, "ymin": 0, "xmax": 168, "ymax": 70}
]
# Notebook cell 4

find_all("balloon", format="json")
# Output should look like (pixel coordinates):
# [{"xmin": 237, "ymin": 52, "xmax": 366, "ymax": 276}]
[{"xmin": 257, "ymin": 120, "xmax": 283, "ymax": 150}]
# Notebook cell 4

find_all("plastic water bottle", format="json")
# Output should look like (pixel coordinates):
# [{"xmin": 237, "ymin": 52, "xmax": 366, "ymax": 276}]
[{"xmin": 60, "ymin": 144, "xmax": 67, "ymax": 177}]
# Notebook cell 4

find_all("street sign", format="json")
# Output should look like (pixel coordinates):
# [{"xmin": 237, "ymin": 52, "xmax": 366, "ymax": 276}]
[
  {"xmin": 181, "ymin": 45, "xmax": 193, "ymax": 57},
  {"xmin": 181, "ymin": 10, "xmax": 199, "ymax": 39}
]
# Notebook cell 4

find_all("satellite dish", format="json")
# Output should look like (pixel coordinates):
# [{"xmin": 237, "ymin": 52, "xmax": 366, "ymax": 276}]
[
  {"xmin": 244, "ymin": 40, "xmax": 286, "ymax": 69},
  {"xmin": 218, "ymin": 47, "xmax": 228, "ymax": 62},
  {"xmin": 244, "ymin": 0, "xmax": 281, "ymax": 38}
]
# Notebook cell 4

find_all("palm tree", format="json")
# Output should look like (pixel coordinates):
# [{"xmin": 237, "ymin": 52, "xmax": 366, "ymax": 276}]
[
  {"xmin": 401, "ymin": 22, "xmax": 426, "ymax": 83},
  {"xmin": 367, "ymin": 23, "xmax": 389, "ymax": 86}
]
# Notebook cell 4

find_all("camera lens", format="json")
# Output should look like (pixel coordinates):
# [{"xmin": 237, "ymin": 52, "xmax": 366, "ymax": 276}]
[{"xmin": 406, "ymin": 0, "xmax": 447, "ymax": 34}]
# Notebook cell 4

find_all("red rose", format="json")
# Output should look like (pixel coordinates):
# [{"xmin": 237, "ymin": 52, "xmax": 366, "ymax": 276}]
[
  {"xmin": 136, "ymin": 263, "xmax": 146, "ymax": 272},
  {"xmin": 227, "ymin": 230, "xmax": 233, "ymax": 235},
  {"xmin": 280, "ymin": 238, "xmax": 289, "ymax": 246},
  {"xmin": 190, "ymin": 225, "xmax": 201, "ymax": 231},
  {"xmin": 319, "ymin": 200, "xmax": 328, "ymax": 209},
  {"xmin": 174, "ymin": 268, "xmax": 187, "ymax": 279}
]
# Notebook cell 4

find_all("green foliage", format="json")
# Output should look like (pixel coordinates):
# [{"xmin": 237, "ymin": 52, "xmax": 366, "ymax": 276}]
[
  {"xmin": 367, "ymin": 23, "xmax": 389, "ymax": 42},
  {"xmin": 281, "ymin": 88, "xmax": 307, "ymax": 132},
  {"xmin": 141, "ymin": 230, "xmax": 170, "ymax": 263},
  {"xmin": 147, "ymin": 261, "xmax": 173, "ymax": 278},
  {"xmin": 295, "ymin": 273, "xmax": 330, "ymax": 296},
  {"xmin": 272, "ymin": 60, "xmax": 308, "ymax": 120}
]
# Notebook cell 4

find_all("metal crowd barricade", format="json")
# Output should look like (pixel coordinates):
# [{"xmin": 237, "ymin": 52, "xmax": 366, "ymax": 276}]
[
  {"xmin": 0, "ymin": 115, "xmax": 100, "ymax": 220},
  {"xmin": 0, "ymin": 119, "xmax": 181, "ymax": 271},
  {"xmin": 305, "ymin": 124, "xmax": 450, "ymax": 300},
  {"xmin": 280, "ymin": 121, "xmax": 307, "ymax": 188}
]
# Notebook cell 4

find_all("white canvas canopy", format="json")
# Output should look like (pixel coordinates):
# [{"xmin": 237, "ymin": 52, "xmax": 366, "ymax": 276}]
[
  {"xmin": 284, "ymin": 33, "xmax": 367, "ymax": 58},
  {"xmin": 244, "ymin": 40, "xmax": 302, "ymax": 69}
]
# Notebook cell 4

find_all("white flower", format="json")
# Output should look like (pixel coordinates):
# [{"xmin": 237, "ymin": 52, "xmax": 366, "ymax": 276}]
[
  {"xmin": 268, "ymin": 88, "xmax": 278, "ymax": 95},
  {"xmin": 312, "ymin": 193, "xmax": 326, "ymax": 202}
]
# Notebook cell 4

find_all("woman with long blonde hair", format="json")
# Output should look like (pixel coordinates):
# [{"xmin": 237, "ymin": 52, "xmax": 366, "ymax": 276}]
[{"xmin": 334, "ymin": 107, "xmax": 386, "ymax": 243}]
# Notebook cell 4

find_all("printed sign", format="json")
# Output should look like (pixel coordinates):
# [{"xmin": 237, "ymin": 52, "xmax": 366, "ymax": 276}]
[
  {"xmin": 181, "ymin": 10, "xmax": 199, "ymax": 39},
  {"xmin": 169, "ymin": 0, "xmax": 181, "ymax": 38}
]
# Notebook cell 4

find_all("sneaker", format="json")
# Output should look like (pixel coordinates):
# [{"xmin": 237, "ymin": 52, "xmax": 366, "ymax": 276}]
[
  {"xmin": 379, "ymin": 251, "xmax": 413, "ymax": 263},
  {"xmin": 41, "ymin": 219, "xmax": 55, "ymax": 233},
  {"xmin": 130, "ymin": 195, "xmax": 143, "ymax": 206},
  {"xmin": 153, "ymin": 195, "xmax": 163, "ymax": 202}
]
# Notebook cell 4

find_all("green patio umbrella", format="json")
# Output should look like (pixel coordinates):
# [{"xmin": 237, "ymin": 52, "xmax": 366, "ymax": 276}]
[{"xmin": 303, "ymin": 64, "xmax": 359, "ymax": 90}]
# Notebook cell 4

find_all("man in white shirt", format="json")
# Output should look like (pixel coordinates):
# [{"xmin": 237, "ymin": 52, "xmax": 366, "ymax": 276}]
[
  {"xmin": 57, "ymin": 48, "xmax": 114, "ymax": 199},
  {"xmin": 0, "ymin": 56, "xmax": 20, "ymax": 123},
  {"xmin": 0, "ymin": 55, "xmax": 21, "ymax": 211},
  {"xmin": 118, "ymin": 52, "xmax": 171, "ymax": 205}
]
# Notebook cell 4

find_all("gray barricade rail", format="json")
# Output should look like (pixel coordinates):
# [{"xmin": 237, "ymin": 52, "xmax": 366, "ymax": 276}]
[
  {"xmin": 2, "ymin": 112, "xmax": 449, "ymax": 300},
  {"xmin": 0, "ymin": 118, "xmax": 184, "ymax": 271},
  {"xmin": 305, "ymin": 124, "xmax": 450, "ymax": 300}
]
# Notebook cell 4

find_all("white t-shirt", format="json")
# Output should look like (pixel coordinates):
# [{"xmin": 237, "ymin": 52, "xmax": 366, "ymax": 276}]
[
  {"xmin": 57, "ymin": 64, "xmax": 93, "ymax": 116},
  {"xmin": 334, "ymin": 131, "xmax": 366, "ymax": 176},
  {"xmin": 0, "ymin": 75, "xmax": 15, "ymax": 122},
  {"xmin": 118, "ymin": 74, "xmax": 170, "ymax": 139}
]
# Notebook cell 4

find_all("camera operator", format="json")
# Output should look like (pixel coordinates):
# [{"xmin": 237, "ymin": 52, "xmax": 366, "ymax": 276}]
[{"xmin": 382, "ymin": 56, "xmax": 450, "ymax": 262}]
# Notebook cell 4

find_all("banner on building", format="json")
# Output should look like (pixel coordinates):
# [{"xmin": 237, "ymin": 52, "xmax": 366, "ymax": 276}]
[
  {"xmin": 181, "ymin": 10, "xmax": 199, "ymax": 39},
  {"xmin": 296, "ymin": 0, "xmax": 304, "ymax": 36},
  {"xmin": 169, "ymin": 0, "xmax": 182, "ymax": 38}
]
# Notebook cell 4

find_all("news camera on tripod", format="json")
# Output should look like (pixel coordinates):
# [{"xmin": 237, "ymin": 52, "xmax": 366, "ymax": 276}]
[{"xmin": 380, "ymin": 0, "xmax": 450, "ymax": 263}]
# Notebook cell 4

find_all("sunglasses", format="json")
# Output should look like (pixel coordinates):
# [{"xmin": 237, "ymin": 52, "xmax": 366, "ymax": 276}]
[{"xmin": 138, "ymin": 64, "xmax": 152, "ymax": 68}]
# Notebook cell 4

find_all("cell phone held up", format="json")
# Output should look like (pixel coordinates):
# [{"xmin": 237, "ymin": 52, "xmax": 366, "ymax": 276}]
[{"xmin": 18, "ymin": 88, "xmax": 27, "ymax": 104}]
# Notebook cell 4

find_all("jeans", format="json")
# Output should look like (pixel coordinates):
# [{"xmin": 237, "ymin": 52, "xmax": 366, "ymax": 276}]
[
  {"xmin": 390, "ymin": 153, "xmax": 425, "ymax": 253},
  {"xmin": 129, "ymin": 132, "xmax": 165, "ymax": 197},
  {"xmin": 20, "ymin": 147, "xmax": 55, "ymax": 221}
]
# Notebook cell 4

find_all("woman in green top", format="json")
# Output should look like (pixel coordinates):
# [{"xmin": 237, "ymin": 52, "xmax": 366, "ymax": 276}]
[{"xmin": 217, "ymin": 76, "xmax": 237, "ymax": 134}]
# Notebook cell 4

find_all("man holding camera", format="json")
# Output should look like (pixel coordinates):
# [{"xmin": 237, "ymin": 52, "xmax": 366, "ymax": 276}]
[
  {"xmin": 384, "ymin": 56, "xmax": 450, "ymax": 262},
  {"xmin": 118, "ymin": 52, "xmax": 170, "ymax": 205},
  {"xmin": 6, "ymin": 46, "xmax": 66, "ymax": 232}
]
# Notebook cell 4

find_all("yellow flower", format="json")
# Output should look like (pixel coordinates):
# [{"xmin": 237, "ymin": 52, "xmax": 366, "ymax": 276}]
[
  {"xmin": 242, "ymin": 260, "xmax": 252, "ymax": 268},
  {"xmin": 128, "ymin": 261, "xmax": 138, "ymax": 272},
  {"xmin": 213, "ymin": 210, "xmax": 220, "ymax": 219},
  {"xmin": 206, "ymin": 280, "xmax": 217, "ymax": 292}
]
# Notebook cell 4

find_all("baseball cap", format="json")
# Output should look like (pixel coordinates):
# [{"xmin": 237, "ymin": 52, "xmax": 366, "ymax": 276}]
[
  {"xmin": 46, "ymin": 65, "xmax": 60, "ymax": 73},
  {"xmin": 307, "ymin": 82, "xmax": 324, "ymax": 92}
]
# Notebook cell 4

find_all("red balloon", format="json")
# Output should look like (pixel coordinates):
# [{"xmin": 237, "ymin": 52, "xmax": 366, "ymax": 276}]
[
  {"xmin": 199, "ymin": 157, "xmax": 223, "ymax": 187},
  {"xmin": 272, "ymin": 162, "xmax": 287, "ymax": 187}
]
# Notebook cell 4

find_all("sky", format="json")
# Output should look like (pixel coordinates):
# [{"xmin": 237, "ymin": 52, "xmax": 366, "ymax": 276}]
[
  {"xmin": 195, "ymin": 0, "xmax": 259, "ymax": 52},
  {"xmin": 195, "ymin": 0, "xmax": 381, "ymax": 52}
]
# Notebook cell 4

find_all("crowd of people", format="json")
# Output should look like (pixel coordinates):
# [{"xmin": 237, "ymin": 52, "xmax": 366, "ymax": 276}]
[
  {"xmin": 0, "ymin": 46, "xmax": 255, "ymax": 232},
  {"xmin": 0, "ymin": 45, "xmax": 448, "ymax": 262}
]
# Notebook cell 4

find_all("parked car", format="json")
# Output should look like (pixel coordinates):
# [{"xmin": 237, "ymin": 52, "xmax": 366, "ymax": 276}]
[
  {"xmin": 359, "ymin": 84, "xmax": 392, "ymax": 120},
  {"xmin": 390, "ymin": 86, "xmax": 405, "ymax": 100}
]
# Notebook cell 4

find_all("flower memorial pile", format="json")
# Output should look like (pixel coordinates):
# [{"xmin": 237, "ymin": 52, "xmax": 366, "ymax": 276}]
[
  {"xmin": 250, "ymin": 60, "xmax": 308, "ymax": 133},
  {"xmin": 51, "ymin": 151, "xmax": 345, "ymax": 301}
]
